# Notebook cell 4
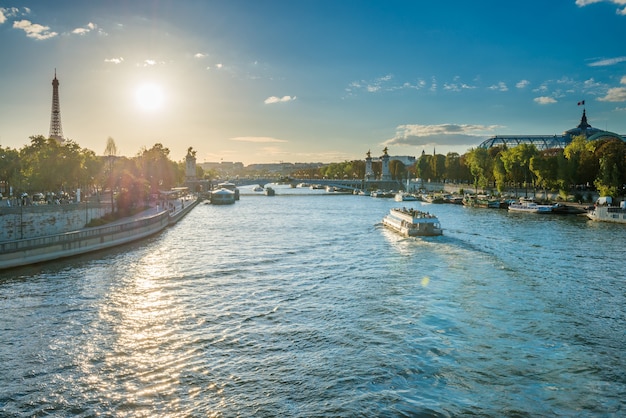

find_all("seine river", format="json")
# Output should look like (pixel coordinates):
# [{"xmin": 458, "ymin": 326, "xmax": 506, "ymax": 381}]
[{"xmin": 1, "ymin": 185, "xmax": 625, "ymax": 417}]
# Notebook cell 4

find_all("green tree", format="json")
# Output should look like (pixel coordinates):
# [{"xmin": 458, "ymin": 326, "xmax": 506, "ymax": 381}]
[
  {"xmin": 430, "ymin": 154, "xmax": 446, "ymax": 181},
  {"xmin": 137, "ymin": 143, "xmax": 177, "ymax": 193},
  {"xmin": 82, "ymin": 148, "xmax": 102, "ymax": 197},
  {"xmin": 0, "ymin": 146, "xmax": 21, "ymax": 196},
  {"xmin": 500, "ymin": 144, "xmax": 538, "ymax": 195},
  {"xmin": 593, "ymin": 138, "xmax": 626, "ymax": 197},
  {"xmin": 416, "ymin": 154, "xmax": 432, "ymax": 182},
  {"xmin": 19, "ymin": 136, "xmax": 84, "ymax": 194},
  {"xmin": 464, "ymin": 147, "xmax": 492, "ymax": 193},
  {"xmin": 444, "ymin": 152, "xmax": 462, "ymax": 182},
  {"xmin": 563, "ymin": 135, "xmax": 598, "ymax": 187},
  {"xmin": 530, "ymin": 151, "xmax": 559, "ymax": 198}
]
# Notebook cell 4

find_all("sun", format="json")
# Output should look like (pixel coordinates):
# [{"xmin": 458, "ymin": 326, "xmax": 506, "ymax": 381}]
[{"xmin": 134, "ymin": 83, "xmax": 165, "ymax": 112}]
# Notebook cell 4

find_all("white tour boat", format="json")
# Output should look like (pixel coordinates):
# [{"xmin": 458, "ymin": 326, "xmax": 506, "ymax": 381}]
[
  {"xmin": 507, "ymin": 198, "xmax": 554, "ymax": 214},
  {"xmin": 382, "ymin": 207, "xmax": 443, "ymax": 237}
]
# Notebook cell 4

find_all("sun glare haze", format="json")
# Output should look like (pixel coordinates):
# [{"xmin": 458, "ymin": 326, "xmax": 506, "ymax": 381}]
[
  {"xmin": 1, "ymin": 0, "xmax": 625, "ymax": 164},
  {"xmin": 135, "ymin": 83, "xmax": 165, "ymax": 112}
]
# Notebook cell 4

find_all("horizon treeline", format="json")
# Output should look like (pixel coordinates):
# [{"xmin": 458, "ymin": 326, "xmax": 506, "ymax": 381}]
[
  {"xmin": 1, "ymin": 134, "xmax": 625, "ymax": 203},
  {"xmin": 0, "ymin": 136, "xmax": 200, "ymax": 213},
  {"xmin": 295, "ymin": 135, "xmax": 626, "ymax": 199}
]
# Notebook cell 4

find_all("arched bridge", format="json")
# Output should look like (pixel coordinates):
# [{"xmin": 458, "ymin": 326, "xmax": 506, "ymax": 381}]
[{"xmin": 228, "ymin": 178, "xmax": 402, "ymax": 191}]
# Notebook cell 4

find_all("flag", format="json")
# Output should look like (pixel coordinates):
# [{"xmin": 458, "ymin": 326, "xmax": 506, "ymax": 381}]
[{"xmin": 578, "ymin": 100, "xmax": 585, "ymax": 106}]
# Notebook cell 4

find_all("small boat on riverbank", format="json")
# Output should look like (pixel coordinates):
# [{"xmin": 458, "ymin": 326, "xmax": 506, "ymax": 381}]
[
  {"xmin": 210, "ymin": 188, "xmax": 236, "ymax": 205},
  {"xmin": 507, "ymin": 198, "xmax": 554, "ymax": 214},
  {"xmin": 463, "ymin": 194, "xmax": 500, "ymax": 208},
  {"xmin": 394, "ymin": 192, "xmax": 420, "ymax": 202},
  {"xmin": 218, "ymin": 181, "xmax": 240, "ymax": 200},
  {"xmin": 382, "ymin": 207, "xmax": 443, "ymax": 237}
]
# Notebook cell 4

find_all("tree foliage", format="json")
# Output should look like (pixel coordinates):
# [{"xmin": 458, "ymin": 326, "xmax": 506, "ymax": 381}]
[{"xmin": 2, "ymin": 133, "xmax": 625, "ymax": 205}]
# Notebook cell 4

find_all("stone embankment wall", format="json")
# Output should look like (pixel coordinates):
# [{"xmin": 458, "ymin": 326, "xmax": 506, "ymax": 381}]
[
  {"xmin": 0, "ymin": 203, "xmax": 111, "ymax": 241},
  {"xmin": 0, "ymin": 211, "xmax": 170, "ymax": 270}
]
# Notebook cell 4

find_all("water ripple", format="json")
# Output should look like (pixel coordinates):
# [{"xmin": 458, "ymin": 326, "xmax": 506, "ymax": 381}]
[{"xmin": 1, "ymin": 192, "xmax": 625, "ymax": 416}]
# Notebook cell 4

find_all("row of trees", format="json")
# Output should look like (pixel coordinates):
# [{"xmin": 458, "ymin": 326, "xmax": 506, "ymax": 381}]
[
  {"xmin": 2, "ymin": 134, "xmax": 624, "ymax": 208},
  {"xmin": 461, "ymin": 136, "xmax": 626, "ymax": 197},
  {"xmin": 0, "ymin": 136, "xmax": 201, "ymax": 215},
  {"xmin": 295, "ymin": 135, "xmax": 625, "ymax": 198}
]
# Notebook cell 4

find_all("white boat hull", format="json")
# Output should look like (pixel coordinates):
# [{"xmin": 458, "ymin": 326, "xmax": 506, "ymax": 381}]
[
  {"xmin": 382, "ymin": 208, "xmax": 443, "ymax": 237},
  {"xmin": 587, "ymin": 206, "xmax": 626, "ymax": 224},
  {"xmin": 508, "ymin": 203, "xmax": 553, "ymax": 213}
]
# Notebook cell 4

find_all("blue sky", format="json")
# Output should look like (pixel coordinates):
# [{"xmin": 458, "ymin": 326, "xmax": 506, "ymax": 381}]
[{"xmin": 1, "ymin": 0, "xmax": 625, "ymax": 164}]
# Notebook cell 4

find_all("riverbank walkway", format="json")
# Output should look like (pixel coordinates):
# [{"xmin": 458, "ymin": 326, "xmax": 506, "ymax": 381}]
[{"xmin": 0, "ymin": 195, "xmax": 200, "ymax": 270}]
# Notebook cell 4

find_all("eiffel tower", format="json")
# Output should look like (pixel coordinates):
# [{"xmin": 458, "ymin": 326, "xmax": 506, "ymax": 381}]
[{"xmin": 49, "ymin": 70, "xmax": 65, "ymax": 143}]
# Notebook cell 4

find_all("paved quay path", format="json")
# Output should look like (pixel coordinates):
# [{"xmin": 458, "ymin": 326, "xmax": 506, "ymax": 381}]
[
  {"xmin": 98, "ymin": 195, "xmax": 198, "ymax": 227},
  {"xmin": 0, "ymin": 195, "xmax": 200, "ymax": 270}
]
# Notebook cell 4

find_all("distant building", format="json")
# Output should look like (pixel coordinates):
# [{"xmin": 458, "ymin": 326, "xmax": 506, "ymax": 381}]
[
  {"xmin": 478, "ymin": 110, "xmax": 625, "ymax": 151},
  {"xmin": 200, "ymin": 161, "xmax": 244, "ymax": 173}
]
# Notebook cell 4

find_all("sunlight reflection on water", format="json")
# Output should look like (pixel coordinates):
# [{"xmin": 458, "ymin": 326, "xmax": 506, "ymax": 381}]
[{"xmin": 1, "ymin": 190, "xmax": 625, "ymax": 416}]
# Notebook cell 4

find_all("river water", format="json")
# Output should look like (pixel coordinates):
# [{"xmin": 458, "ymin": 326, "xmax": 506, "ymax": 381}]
[{"xmin": 1, "ymin": 185, "xmax": 625, "ymax": 417}]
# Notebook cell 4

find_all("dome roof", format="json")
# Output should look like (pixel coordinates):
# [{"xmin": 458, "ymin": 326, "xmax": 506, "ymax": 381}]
[
  {"xmin": 586, "ymin": 131, "xmax": 625, "ymax": 142},
  {"xmin": 477, "ymin": 110, "xmax": 625, "ymax": 150},
  {"xmin": 563, "ymin": 109, "xmax": 601, "ymax": 137}
]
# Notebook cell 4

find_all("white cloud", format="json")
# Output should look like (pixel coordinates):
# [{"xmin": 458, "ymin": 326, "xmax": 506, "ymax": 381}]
[
  {"xmin": 576, "ymin": 0, "xmax": 626, "ymax": 14},
  {"xmin": 230, "ymin": 137, "xmax": 288, "ymax": 143},
  {"xmin": 0, "ymin": 7, "xmax": 23, "ymax": 24},
  {"xmin": 534, "ymin": 96, "xmax": 557, "ymax": 104},
  {"xmin": 384, "ymin": 124, "xmax": 499, "ymax": 147},
  {"xmin": 598, "ymin": 75, "xmax": 626, "ymax": 102},
  {"xmin": 13, "ymin": 19, "xmax": 57, "ymax": 40},
  {"xmin": 444, "ymin": 76, "xmax": 475, "ymax": 91},
  {"xmin": 575, "ymin": 0, "xmax": 603, "ymax": 5},
  {"xmin": 588, "ymin": 56, "xmax": 626, "ymax": 66},
  {"xmin": 488, "ymin": 82, "xmax": 508, "ymax": 92},
  {"xmin": 104, "ymin": 57, "xmax": 124, "ymax": 64},
  {"xmin": 71, "ymin": 22, "xmax": 97, "ymax": 35},
  {"xmin": 264, "ymin": 95, "xmax": 296, "ymax": 104},
  {"xmin": 516, "ymin": 80, "xmax": 530, "ymax": 89},
  {"xmin": 194, "ymin": 53, "xmax": 208, "ymax": 58},
  {"xmin": 443, "ymin": 81, "xmax": 476, "ymax": 92},
  {"xmin": 346, "ymin": 74, "xmax": 395, "ymax": 94}
]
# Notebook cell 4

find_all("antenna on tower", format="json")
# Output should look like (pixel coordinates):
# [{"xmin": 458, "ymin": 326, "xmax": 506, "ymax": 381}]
[{"xmin": 49, "ymin": 69, "xmax": 65, "ymax": 143}]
